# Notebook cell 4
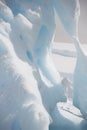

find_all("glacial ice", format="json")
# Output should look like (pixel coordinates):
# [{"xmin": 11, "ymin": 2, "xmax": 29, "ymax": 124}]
[
  {"xmin": 0, "ymin": 18, "xmax": 51, "ymax": 130},
  {"xmin": 54, "ymin": 0, "xmax": 87, "ymax": 120},
  {"xmin": 0, "ymin": 0, "xmax": 87, "ymax": 130},
  {"xmin": 73, "ymin": 37, "xmax": 87, "ymax": 120}
]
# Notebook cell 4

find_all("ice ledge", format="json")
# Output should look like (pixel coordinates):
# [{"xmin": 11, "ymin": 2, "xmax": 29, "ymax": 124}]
[{"xmin": 50, "ymin": 102, "xmax": 87, "ymax": 130}]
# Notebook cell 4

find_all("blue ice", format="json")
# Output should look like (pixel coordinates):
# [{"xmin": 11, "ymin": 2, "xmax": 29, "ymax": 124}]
[{"xmin": 0, "ymin": 0, "xmax": 87, "ymax": 130}]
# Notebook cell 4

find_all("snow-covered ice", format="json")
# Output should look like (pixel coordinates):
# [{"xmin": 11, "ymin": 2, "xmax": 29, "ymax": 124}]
[
  {"xmin": 0, "ymin": 0, "xmax": 87, "ymax": 130},
  {"xmin": 50, "ymin": 102, "xmax": 87, "ymax": 130}
]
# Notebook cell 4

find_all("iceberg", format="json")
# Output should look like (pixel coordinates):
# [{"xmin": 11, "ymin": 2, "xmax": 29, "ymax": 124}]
[
  {"xmin": 0, "ymin": 14, "xmax": 50, "ymax": 130},
  {"xmin": 54, "ymin": 0, "xmax": 87, "ymax": 120},
  {"xmin": 73, "ymin": 37, "xmax": 87, "ymax": 120},
  {"xmin": 0, "ymin": 0, "xmax": 87, "ymax": 130},
  {"xmin": 0, "ymin": 1, "xmax": 66, "ymax": 130}
]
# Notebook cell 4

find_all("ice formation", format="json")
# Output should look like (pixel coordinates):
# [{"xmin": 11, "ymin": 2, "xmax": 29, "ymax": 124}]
[
  {"xmin": 73, "ymin": 37, "xmax": 87, "ymax": 119},
  {"xmin": 54, "ymin": 0, "xmax": 87, "ymax": 120},
  {"xmin": 0, "ymin": 0, "xmax": 87, "ymax": 130},
  {"xmin": 0, "ymin": 1, "xmax": 66, "ymax": 130}
]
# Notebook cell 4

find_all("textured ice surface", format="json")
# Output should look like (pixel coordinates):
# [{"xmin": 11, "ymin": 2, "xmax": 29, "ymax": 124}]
[
  {"xmin": 0, "ymin": 0, "xmax": 87, "ymax": 130},
  {"xmin": 73, "ymin": 38, "xmax": 87, "ymax": 120},
  {"xmin": 0, "ymin": 1, "xmax": 65, "ymax": 130},
  {"xmin": 54, "ymin": 0, "xmax": 87, "ymax": 120},
  {"xmin": 50, "ymin": 103, "xmax": 87, "ymax": 130}
]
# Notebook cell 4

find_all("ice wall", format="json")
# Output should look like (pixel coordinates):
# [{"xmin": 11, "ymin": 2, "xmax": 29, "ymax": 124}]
[
  {"xmin": 0, "ymin": 1, "xmax": 66, "ymax": 130},
  {"xmin": 54, "ymin": 0, "xmax": 87, "ymax": 120},
  {"xmin": 0, "ymin": 0, "xmax": 87, "ymax": 130}
]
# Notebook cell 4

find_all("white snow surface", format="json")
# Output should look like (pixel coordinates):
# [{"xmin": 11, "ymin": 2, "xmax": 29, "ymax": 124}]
[{"xmin": 0, "ymin": 0, "xmax": 87, "ymax": 130}]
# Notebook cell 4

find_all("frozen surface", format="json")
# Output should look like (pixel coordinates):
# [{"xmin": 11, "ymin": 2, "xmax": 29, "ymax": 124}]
[
  {"xmin": 50, "ymin": 102, "xmax": 87, "ymax": 130},
  {"xmin": 0, "ymin": 0, "xmax": 87, "ymax": 130},
  {"xmin": 73, "ymin": 38, "xmax": 87, "ymax": 119}
]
